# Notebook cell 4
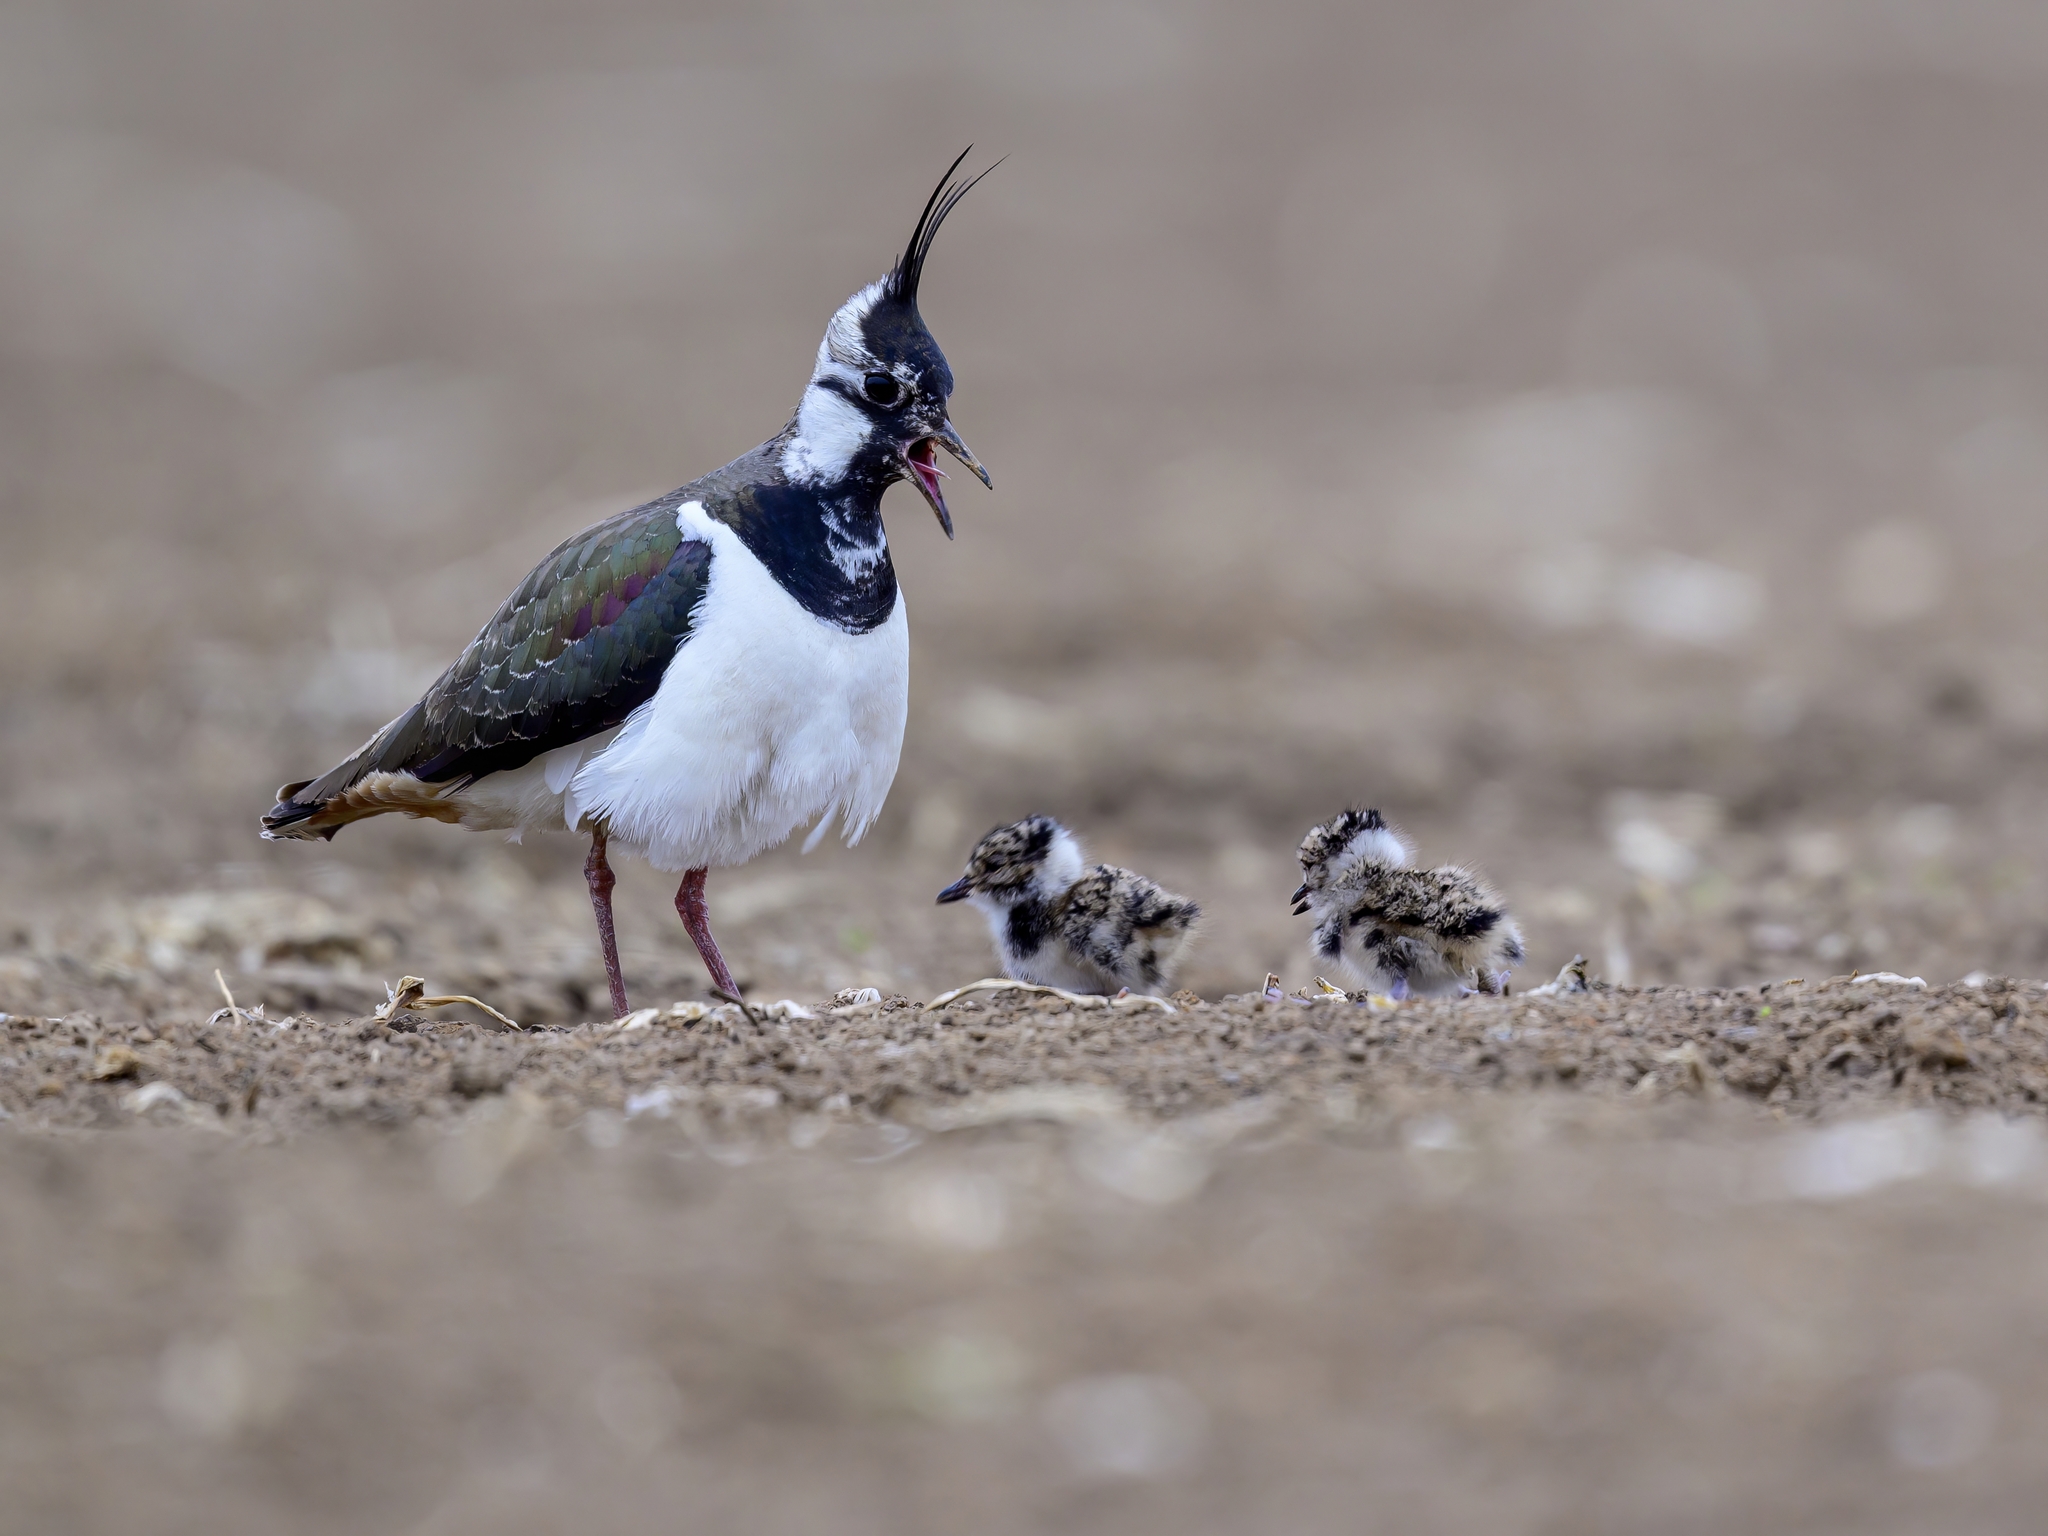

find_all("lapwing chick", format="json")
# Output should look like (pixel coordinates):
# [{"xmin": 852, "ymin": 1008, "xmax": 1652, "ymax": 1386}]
[
  {"xmin": 261, "ymin": 153, "xmax": 998, "ymax": 1018},
  {"xmin": 1291, "ymin": 808, "xmax": 1524, "ymax": 999},
  {"xmin": 937, "ymin": 816, "xmax": 1201, "ymax": 996}
]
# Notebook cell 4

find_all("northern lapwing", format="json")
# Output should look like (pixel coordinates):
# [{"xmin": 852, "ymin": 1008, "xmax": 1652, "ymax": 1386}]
[
  {"xmin": 263, "ymin": 152, "xmax": 997, "ymax": 1017},
  {"xmin": 1290, "ymin": 808, "xmax": 1524, "ymax": 997},
  {"xmin": 936, "ymin": 816, "xmax": 1202, "ymax": 995}
]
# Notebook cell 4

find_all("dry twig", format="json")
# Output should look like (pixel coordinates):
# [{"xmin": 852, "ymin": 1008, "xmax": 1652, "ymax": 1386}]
[
  {"xmin": 926, "ymin": 977, "xmax": 1176, "ymax": 1013},
  {"xmin": 374, "ymin": 976, "xmax": 523, "ymax": 1032}
]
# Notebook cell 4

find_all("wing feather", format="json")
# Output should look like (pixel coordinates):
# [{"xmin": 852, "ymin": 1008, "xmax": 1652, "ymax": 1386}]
[{"xmin": 263, "ymin": 499, "xmax": 711, "ymax": 834}]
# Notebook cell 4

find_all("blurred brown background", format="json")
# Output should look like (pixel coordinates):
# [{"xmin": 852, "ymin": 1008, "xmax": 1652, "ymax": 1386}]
[
  {"xmin": 12, "ymin": 8, "xmax": 2048, "ymax": 1534},
  {"xmin": 5, "ymin": 0, "xmax": 2048, "ymax": 1011}
]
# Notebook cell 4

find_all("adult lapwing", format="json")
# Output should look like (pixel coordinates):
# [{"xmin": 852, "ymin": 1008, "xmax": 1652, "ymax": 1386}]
[
  {"xmin": 1291, "ymin": 808, "xmax": 1524, "ymax": 997},
  {"xmin": 936, "ymin": 816, "xmax": 1202, "ymax": 996},
  {"xmin": 263, "ymin": 152, "xmax": 996, "ymax": 1017}
]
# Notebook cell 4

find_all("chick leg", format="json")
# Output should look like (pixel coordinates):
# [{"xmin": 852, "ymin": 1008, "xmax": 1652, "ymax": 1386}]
[
  {"xmin": 584, "ymin": 826, "xmax": 631, "ymax": 1019},
  {"xmin": 675, "ymin": 867, "xmax": 743, "ymax": 1002}
]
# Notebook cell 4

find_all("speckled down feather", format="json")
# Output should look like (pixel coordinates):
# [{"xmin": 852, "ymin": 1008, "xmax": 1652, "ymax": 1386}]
[
  {"xmin": 1296, "ymin": 809, "xmax": 1523, "ymax": 999},
  {"xmin": 940, "ymin": 816, "xmax": 1201, "ymax": 995},
  {"xmin": 1051, "ymin": 864, "xmax": 1202, "ymax": 994}
]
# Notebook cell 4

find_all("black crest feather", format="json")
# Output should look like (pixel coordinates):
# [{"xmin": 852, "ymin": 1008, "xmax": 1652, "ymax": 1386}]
[{"xmin": 886, "ymin": 147, "xmax": 1001, "ymax": 308}]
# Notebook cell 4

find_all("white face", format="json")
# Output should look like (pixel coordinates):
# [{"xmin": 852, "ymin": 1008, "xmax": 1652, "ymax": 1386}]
[
  {"xmin": 785, "ymin": 381, "xmax": 874, "ymax": 485},
  {"xmin": 1037, "ymin": 826, "xmax": 1086, "ymax": 894},
  {"xmin": 784, "ymin": 283, "xmax": 926, "ymax": 486},
  {"xmin": 783, "ymin": 279, "xmax": 959, "ymax": 502}
]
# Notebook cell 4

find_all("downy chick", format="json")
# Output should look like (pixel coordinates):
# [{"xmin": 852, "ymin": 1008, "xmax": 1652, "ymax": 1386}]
[
  {"xmin": 1291, "ymin": 808, "xmax": 1524, "ymax": 998},
  {"xmin": 937, "ymin": 816, "xmax": 1201, "ymax": 995}
]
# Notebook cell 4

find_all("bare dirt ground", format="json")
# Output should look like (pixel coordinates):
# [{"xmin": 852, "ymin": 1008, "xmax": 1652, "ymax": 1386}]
[
  {"xmin": 10, "ymin": 976, "xmax": 2048, "ymax": 1136},
  {"xmin": 8, "ymin": 0, "xmax": 2048, "ymax": 1529},
  {"xmin": 11, "ymin": 981, "xmax": 2048, "ymax": 1534}
]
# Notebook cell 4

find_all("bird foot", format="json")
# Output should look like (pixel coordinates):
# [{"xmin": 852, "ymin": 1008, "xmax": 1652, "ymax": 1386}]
[{"xmin": 710, "ymin": 986, "xmax": 762, "ymax": 1028}]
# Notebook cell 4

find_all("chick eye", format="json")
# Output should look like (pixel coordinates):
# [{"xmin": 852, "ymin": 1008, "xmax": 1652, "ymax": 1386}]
[{"xmin": 863, "ymin": 372, "xmax": 902, "ymax": 406}]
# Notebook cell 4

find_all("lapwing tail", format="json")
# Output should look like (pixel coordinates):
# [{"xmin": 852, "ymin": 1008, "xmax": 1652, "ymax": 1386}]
[{"xmin": 259, "ymin": 700, "xmax": 442, "ymax": 841}]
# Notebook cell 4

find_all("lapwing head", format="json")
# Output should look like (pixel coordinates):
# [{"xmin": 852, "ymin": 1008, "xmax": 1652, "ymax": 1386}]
[
  {"xmin": 936, "ymin": 814, "xmax": 1083, "ymax": 907},
  {"xmin": 1291, "ymin": 807, "xmax": 1413, "ymax": 914},
  {"xmin": 786, "ymin": 150, "xmax": 997, "ymax": 537}
]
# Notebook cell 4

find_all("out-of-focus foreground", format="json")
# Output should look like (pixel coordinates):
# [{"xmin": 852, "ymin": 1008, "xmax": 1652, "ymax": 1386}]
[{"xmin": 5, "ymin": 0, "xmax": 2048, "ymax": 1529}]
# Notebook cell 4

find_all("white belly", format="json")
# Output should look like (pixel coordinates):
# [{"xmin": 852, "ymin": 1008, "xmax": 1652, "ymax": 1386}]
[
  {"xmin": 967, "ymin": 896, "xmax": 1117, "ymax": 994},
  {"xmin": 455, "ymin": 499, "xmax": 909, "ymax": 873},
  {"xmin": 1001, "ymin": 938, "xmax": 1113, "ymax": 994}
]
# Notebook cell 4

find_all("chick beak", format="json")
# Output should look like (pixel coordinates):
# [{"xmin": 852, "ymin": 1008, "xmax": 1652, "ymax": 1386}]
[
  {"xmin": 1289, "ymin": 882, "xmax": 1310, "ymax": 916},
  {"xmin": 935, "ymin": 875, "xmax": 974, "ymax": 905}
]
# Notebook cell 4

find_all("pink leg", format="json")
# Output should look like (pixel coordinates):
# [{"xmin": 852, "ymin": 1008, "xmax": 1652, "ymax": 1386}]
[
  {"xmin": 584, "ymin": 827, "xmax": 631, "ymax": 1019},
  {"xmin": 675, "ymin": 867, "xmax": 742, "ymax": 1000}
]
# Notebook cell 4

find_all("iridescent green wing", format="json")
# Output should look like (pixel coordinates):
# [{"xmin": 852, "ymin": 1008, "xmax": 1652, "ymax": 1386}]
[{"xmin": 404, "ymin": 499, "xmax": 711, "ymax": 784}]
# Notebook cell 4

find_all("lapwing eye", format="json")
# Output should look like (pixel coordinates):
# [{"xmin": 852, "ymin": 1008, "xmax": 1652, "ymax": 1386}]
[{"xmin": 863, "ymin": 372, "xmax": 902, "ymax": 406}]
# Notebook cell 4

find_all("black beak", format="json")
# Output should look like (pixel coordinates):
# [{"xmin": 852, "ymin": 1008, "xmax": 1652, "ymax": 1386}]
[
  {"xmin": 1290, "ymin": 882, "xmax": 1310, "ymax": 916},
  {"xmin": 935, "ymin": 420, "xmax": 991, "ymax": 488},
  {"xmin": 936, "ymin": 876, "xmax": 974, "ymax": 905},
  {"xmin": 903, "ymin": 422, "xmax": 990, "ymax": 541},
  {"xmin": 904, "ymin": 438, "xmax": 953, "ymax": 538}
]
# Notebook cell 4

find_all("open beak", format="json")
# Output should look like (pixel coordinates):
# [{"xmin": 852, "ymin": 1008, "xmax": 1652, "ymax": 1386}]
[
  {"xmin": 904, "ymin": 420, "xmax": 990, "ymax": 540},
  {"xmin": 1290, "ymin": 882, "xmax": 1310, "ymax": 916},
  {"xmin": 935, "ymin": 420, "xmax": 991, "ymax": 487},
  {"xmin": 935, "ymin": 875, "xmax": 974, "ymax": 905}
]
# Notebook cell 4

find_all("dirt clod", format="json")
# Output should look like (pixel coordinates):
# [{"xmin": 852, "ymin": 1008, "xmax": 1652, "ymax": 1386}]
[{"xmin": 88, "ymin": 1045, "xmax": 142, "ymax": 1081}]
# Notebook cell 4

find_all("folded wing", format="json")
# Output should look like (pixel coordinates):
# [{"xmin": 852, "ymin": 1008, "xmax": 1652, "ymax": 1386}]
[{"xmin": 263, "ymin": 502, "xmax": 711, "ymax": 838}]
